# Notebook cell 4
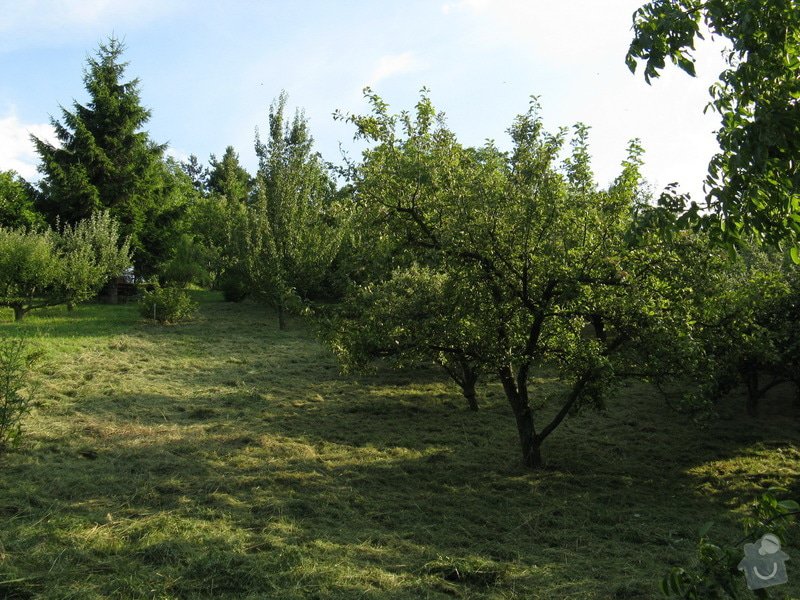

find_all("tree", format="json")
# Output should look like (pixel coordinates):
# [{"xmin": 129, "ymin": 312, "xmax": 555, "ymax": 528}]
[
  {"xmin": 245, "ymin": 92, "xmax": 341, "ymax": 328},
  {"xmin": 0, "ymin": 171, "xmax": 43, "ymax": 229},
  {"xmin": 326, "ymin": 264, "xmax": 485, "ymax": 411},
  {"xmin": 333, "ymin": 91, "xmax": 692, "ymax": 469},
  {"xmin": 207, "ymin": 146, "xmax": 253, "ymax": 204},
  {"xmin": 181, "ymin": 155, "xmax": 208, "ymax": 194},
  {"xmin": 626, "ymin": 0, "xmax": 800, "ymax": 252},
  {"xmin": 31, "ymin": 37, "xmax": 170, "ymax": 275},
  {"xmin": 0, "ymin": 212, "xmax": 130, "ymax": 321}
]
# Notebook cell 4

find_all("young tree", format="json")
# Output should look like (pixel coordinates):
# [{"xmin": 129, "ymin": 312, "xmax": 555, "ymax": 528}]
[
  {"xmin": 245, "ymin": 92, "xmax": 341, "ymax": 328},
  {"xmin": 626, "ymin": 0, "xmax": 800, "ymax": 252},
  {"xmin": 31, "ymin": 37, "xmax": 171, "ymax": 275},
  {"xmin": 0, "ymin": 213, "xmax": 130, "ymax": 321},
  {"xmin": 333, "ymin": 91, "xmax": 690, "ymax": 469}
]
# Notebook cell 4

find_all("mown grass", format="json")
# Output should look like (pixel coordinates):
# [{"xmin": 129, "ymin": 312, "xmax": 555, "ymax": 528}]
[{"xmin": 0, "ymin": 292, "xmax": 798, "ymax": 599}]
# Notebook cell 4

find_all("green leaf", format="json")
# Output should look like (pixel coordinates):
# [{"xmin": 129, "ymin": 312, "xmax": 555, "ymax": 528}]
[
  {"xmin": 791, "ymin": 245, "xmax": 800, "ymax": 264},
  {"xmin": 698, "ymin": 520, "xmax": 714, "ymax": 537},
  {"xmin": 778, "ymin": 499, "xmax": 800, "ymax": 512}
]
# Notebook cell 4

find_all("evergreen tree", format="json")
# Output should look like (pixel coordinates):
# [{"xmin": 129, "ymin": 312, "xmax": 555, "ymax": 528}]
[
  {"xmin": 180, "ymin": 155, "xmax": 208, "ymax": 194},
  {"xmin": 207, "ymin": 146, "xmax": 253, "ymax": 204},
  {"xmin": 31, "ymin": 37, "xmax": 167, "ymax": 275}
]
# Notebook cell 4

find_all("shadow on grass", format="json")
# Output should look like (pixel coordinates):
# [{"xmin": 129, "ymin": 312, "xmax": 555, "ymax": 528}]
[{"xmin": 1, "ymin": 295, "xmax": 798, "ymax": 599}]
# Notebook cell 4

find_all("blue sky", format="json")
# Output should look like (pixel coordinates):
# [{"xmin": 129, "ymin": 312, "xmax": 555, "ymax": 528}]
[{"xmin": 0, "ymin": 0, "xmax": 727, "ymax": 200}]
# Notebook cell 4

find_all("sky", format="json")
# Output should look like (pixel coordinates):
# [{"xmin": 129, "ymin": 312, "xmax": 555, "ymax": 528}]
[{"xmin": 0, "ymin": 0, "xmax": 729, "ymax": 200}]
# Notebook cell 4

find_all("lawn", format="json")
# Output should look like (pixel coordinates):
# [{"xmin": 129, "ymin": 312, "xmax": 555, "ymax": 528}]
[{"xmin": 0, "ymin": 293, "xmax": 798, "ymax": 599}]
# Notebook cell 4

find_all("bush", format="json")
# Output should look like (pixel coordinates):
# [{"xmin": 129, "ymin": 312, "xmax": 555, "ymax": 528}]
[
  {"xmin": 139, "ymin": 286, "xmax": 198, "ymax": 324},
  {"xmin": 0, "ymin": 336, "xmax": 38, "ymax": 452},
  {"xmin": 218, "ymin": 268, "xmax": 249, "ymax": 303}
]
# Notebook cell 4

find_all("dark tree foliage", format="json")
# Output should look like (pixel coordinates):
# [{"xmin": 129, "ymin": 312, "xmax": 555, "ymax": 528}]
[
  {"xmin": 627, "ymin": 0, "xmax": 800, "ymax": 254},
  {"xmin": 31, "ymin": 37, "xmax": 171, "ymax": 275},
  {"xmin": 331, "ymin": 91, "xmax": 693, "ymax": 469},
  {"xmin": 181, "ymin": 155, "xmax": 208, "ymax": 194},
  {"xmin": 207, "ymin": 146, "xmax": 253, "ymax": 204}
]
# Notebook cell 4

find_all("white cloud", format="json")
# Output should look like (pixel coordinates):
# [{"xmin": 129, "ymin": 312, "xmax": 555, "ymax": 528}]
[
  {"xmin": 0, "ymin": 111, "xmax": 56, "ymax": 180},
  {"xmin": 366, "ymin": 52, "xmax": 424, "ymax": 88}
]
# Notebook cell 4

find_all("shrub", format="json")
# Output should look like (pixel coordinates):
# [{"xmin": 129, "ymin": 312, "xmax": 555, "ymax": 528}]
[
  {"xmin": 0, "ymin": 336, "xmax": 39, "ymax": 452},
  {"xmin": 139, "ymin": 286, "xmax": 198, "ymax": 324},
  {"xmin": 218, "ymin": 268, "xmax": 249, "ymax": 303}
]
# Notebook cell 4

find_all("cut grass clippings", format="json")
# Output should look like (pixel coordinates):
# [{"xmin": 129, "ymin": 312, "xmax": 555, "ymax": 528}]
[{"xmin": 0, "ymin": 292, "xmax": 798, "ymax": 599}]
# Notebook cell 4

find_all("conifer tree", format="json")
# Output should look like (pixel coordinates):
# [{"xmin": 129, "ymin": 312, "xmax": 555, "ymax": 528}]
[
  {"xmin": 32, "ymin": 37, "xmax": 168, "ymax": 275},
  {"xmin": 207, "ymin": 146, "xmax": 253, "ymax": 204}
]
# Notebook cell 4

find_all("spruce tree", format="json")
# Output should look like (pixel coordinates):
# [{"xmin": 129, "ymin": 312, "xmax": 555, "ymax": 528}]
[
  {"xmin": 32, "ymin": 37, "xmax": 167, "ymax": 275},
  {"xmin": 207, "ymin": 146, "xmax": 253, "ymax": 204}
]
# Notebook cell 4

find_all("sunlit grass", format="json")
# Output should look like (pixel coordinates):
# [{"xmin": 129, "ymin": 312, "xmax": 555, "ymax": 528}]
[{"xmin": 0, "ymin": 292, "xmax": 797, "ymax": 598}]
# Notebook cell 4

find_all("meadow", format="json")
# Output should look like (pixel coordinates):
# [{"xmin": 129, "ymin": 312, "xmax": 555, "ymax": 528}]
[{"xmin": 0, "ymin": 292, "xmax": 797, "ymax": 599}]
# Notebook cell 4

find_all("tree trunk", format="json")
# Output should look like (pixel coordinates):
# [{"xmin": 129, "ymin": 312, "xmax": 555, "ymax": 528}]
[
  {"xmin": 107, "ymin": 280, "xmax": 118, "ymax": 305},
  {"xmin": 277, "ymin": 301, "xmax": 286, "ymax": 330},
  {"xmin": 460, "ymin": 359, "xmax": 479, "ymax": 411},
  {"xmin": 745, "ymin": 369, "xmax": 759, "ymax": 417},
  {"xmin": 499, "ymin": 366, "xmax": 542, "ymax": 468},
  {"xmin": 12, "ymin": 305, "xmax": 25, "ymax": 321}
]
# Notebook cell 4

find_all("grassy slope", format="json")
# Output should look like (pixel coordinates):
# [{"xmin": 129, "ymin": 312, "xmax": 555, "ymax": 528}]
[{"xmin": 0, "ymin": 293, "xmax": 797, "ymax": 599}]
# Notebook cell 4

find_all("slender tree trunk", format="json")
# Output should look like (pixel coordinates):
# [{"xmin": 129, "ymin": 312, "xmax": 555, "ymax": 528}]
[
  {"xmin": 12, "ymin": 304, "xmax": 25, "ymax": 321},
  {"xmin": 277, "ymin": 300, "xmax": 286, "ymax": 330},
  {"xmin": 745, "ymin": 369, "xmax": 759, "ymax": 417},
  {"xmin": 499, "ymin": 365, "xmax": 542, "ymax": 468},
  {"xmin": 460, "ymin": 358, "xmax": 479, "ymax": 411}
]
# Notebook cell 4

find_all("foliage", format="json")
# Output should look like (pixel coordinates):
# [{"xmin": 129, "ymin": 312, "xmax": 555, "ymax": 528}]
[
  {"xmin": 245, "ymin": 92, "xmax": 342, "ymax": 328},
  {"xmin": 138, "ymin": 285, "xmax": 198, "ymax": 324},
  {"xmin": 0, "ymin": 336, "xmax": 40, "ymax": 452},
  {"xmin": 207, "ymin": 146, "xmax": 253, "ymax": 204},
  {"xmin": 0, "ymin": 212, "xmax": 130, "ymax": 320},
  {"xmin": 0, "ymin": 170, "xmax": 43, "ymax": 229},
  {"xmin": 627, "ymin": 0, "xmax": 800, "ymax": 252},
  {"xmin": 57, "ymin": 211, "xmax": 132, "ymax": 308},
  {"xmin": 184, "ymin": 191, "xmax": 248, "ymax": 295},
  {"xmin": 31, "ymin": 36, "xmax": 178, "ymax": 276},
  {"xmin": 0, "ymin": 227, "xmax": 61, "ymax": 321},
  {"xmin": 159, "ymin": 233, "xmax": 213, "ymax": 288},
  {"xmin": 661, "ymin": 489, "xmax": 799, "ymax": 598},
  {"xmin": 181, "ymin": 154, "xmax": 208, "ymax": 193},
  {"xmin": 631, "ymin": 217, "xmax": 800, "ymax": 417},
  {"xmin": 325, "ymin": 263, "xmax": 484, "ymax": 410},
  {"xmin": 331, "ymin": 90, "xmax": 690, "ymax": 468}
]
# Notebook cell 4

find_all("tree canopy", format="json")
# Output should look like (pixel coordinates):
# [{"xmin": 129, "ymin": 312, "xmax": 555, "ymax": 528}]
[
  {"xmin": 0, "ymin": 212, "xmax": 130, "ymax": 320},
  {"xmin": 330, "ymin": 91, "xmax": 696, "ymax": 468},
  {"xmin": 627, "ymin": 0, "xmax": 800, "ymax": 254},
  {"xmin": 244, "ymin": 92, "xmax": 341, "ymax": 328}
]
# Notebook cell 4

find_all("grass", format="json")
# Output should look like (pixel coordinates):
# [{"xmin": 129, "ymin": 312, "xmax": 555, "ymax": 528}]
[{"xmin": 0, "ymin": 292, "xmax": 798, "ymax": 599}]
